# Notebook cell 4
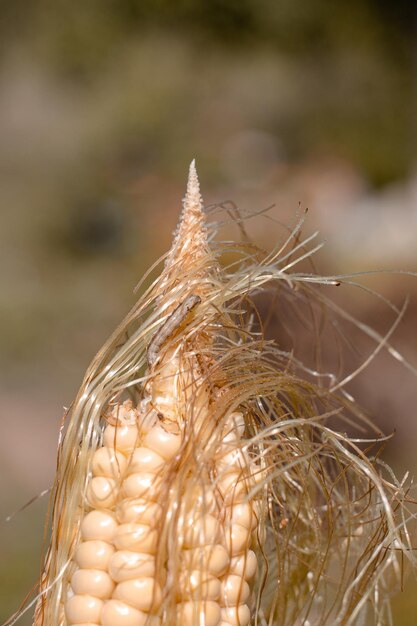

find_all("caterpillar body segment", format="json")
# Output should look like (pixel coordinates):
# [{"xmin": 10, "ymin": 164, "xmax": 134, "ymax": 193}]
[{"xmin": 27, "ymin": 161, "xmax": 414, "ymax": 626}]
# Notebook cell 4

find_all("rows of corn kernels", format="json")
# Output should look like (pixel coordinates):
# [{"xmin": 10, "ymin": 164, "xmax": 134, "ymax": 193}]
[{"xmin": 64, "ymin": 392, "xmax": 258, "ymax": 626}]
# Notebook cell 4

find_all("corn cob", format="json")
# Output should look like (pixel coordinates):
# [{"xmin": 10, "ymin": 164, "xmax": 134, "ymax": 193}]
[
  {"xmin": 14, "ymin": 162, "xmax": 413, "ymax": 626},
  {"xmin": 29, "ymin": 163, "xmax": 262, "ymax": 626}
]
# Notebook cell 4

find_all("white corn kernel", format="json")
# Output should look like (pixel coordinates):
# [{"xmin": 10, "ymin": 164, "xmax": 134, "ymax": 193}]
[
  {"xmin": 176, "ymin": 600, "xmax": 221, "ymax": 626},
  {"xmin": 65, "ymin": 595, "xmax": 103, "ymax": 624},
  {"xmin": 125, "ymin": 447, "xmax": 165, "ymax": 474},
  {"xmin": 217, "ymin": 472, "xmax": 248, "ymax": 504},
  {"xmin": 224, "ymin": 523, "xmax": 251, "ymax": 556},
  {"xmin": 122, "ymin": 472, "xmax": 162, "ymax": 500},
  {"xmin": 116, "ymin": 499, "xmax": 162, "ymax": 524},
  {"xmin": 71, "ymin": 568, "xmax": 114, "ymax": 599},
  {"xmin": 180, "ymin": 569, "xmax": 221, "ymax": 601},
  {"xmin": 220, "ymin": 575, "xmax": 250, "ymax": 606},
  {"xmin": 183, "ymin": 514, "xmax": 221, "ymax": 548},
  {"xmin": 137, "ymin": 406, "xmax": 157, "ymax": 434},
  {"xmin": 108, "ymin": 551, "xmax": 156, "ymax": 582},
  {"xmin": 74, "ymin": 540, "xmax": 115, "ymax": 570},
  {"xmin": 114, "ymin": 523, "xmax": 158, "ymax": 553},
  {"xmin": 220, "ymin": 604, "xmax": 251, "ymax": 626},
  {"xmin": 92, "ymin": 447, "xmax": 127, "ymax": 478},
  {"xmin": 101, "ymin": 599, "xmax": 148, "ymax": 626},
  {"xmin": 86, "ymin": 476, "xmax": 118, "ymax": 509},
  {"xmin": 225, "ymin": 502, "xmax": 257, "ymax": 530},
  {"xmin": 229, "ymin": 550, "xmax": 257, "ymax": 580},
  {"xmin": 103, "ymin": 425, "xmax": 139, "ymax": 454},
  {"xmin": 81, "ymin": 511, "xmax": 118, "ymax": 542},
  {"xmin": 182, "ymin": 544, "xmax": 230, "ymax": 577},
  {"xmin": 188, "ymin": 486, "xmax": 217, "ymax": 513},
  {"xmin": 143, "ymin": 425, "xmax": 181, "ymax": 459},
  {"xmin": 113, "ymin": 578, "xmax": 162, "ymax": 611}
]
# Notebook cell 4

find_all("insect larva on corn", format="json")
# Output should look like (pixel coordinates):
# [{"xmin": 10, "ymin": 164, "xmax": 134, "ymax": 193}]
[
  {"xmin": 147, "ymin": 294, "xmax": 202, "ymax": 366},
  {"xmin": 9, "ymin": 160, "xmax": 414, "ymax": 626}
]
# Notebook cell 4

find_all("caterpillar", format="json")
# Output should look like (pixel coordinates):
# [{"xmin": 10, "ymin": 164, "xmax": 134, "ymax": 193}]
[{"xmin": 147, "ymin": 294, "xmax": 202, "ymax": 367}]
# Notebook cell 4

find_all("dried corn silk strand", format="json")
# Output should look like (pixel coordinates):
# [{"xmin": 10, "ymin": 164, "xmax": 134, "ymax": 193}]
[{"xmin": 9, "ymin": 161, "xmax": 415, "ymax": 626}]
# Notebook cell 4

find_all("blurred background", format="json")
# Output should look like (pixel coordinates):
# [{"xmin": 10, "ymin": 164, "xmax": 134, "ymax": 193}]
[{"xmin": 0, "ymin": 1, "xmax": 416, "ymax": 624}]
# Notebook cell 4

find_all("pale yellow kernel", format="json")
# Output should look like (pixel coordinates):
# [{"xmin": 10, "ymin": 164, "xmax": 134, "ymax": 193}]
[
  {"xmin": 184, "ymin": 514, "xmax": 221, "ymax": 548},
  {"xmin": 114, "ymin": 523, "xmax": 158, "ymax": 553},
  {"xmin": 220, "ymin": 604, "xmax": 251, "ymax": 626},
  {"xmin": 136, "ymin": 404, "xmax": 158, "ymax": 434},
  {"xmin": 229, "ymin": 550, "xmax": 257, "ymax": 580},
  {"xmin": 114, "ymin": 577, "xmax": 162, "ymax": 611},
  {"xmin": 151, "ymin": 394, "xmax": 177, "ymax": 419},
  {"xmin": 103, "ymin": 424, "xmax": 139, "ymax": 454},
  {"xmin": 220, "ymin": 575, "xmax": 250, "ymax": 606},
  {"xmin": 143, "ymin": 425, "xmax": 181, "ymax": 459},
  {"xmin": 180, "ymin": 570, "xmax": 221, "ymax": 601},
  {"xmin": 65, "ymin": 595, "xmax": 103, "ymax": 624},
  {"xmin": 86, "ymin": 476, "xmax": 118, "ymax": 509},
  {"xmin": 116, "ymin": 499, "xmax": 162, "ymax": 524},
  {"xmin": 109, "ymin": 551, "xmax": 156, "ymax": 582},
  {"xmin": 122, "ymin": 472, "xmax": 162, "ymax": 500},
  {"xmin": 176, "ymin": 600, "xmax": 221, "ymax": 626},
  {"xmin": 150, "ymin": 364, "xmax": 180, "ymax": 415},
  {"xmin": 217, "ymin": 472, "xmax": 248, "ymax": 505},
  {"xmin": 81, "ymin": 511, "xmax": 118, "ymax": 542},
  {"xmin": 101, "ymin": 599, "xmax": 148, "ymax": 626},
  {"xmin": 182, "ymin": 544, "xmax": 230, "ymax": 577},
  {"xmin": 225, "ymin": 502, "xmax": 257, "ymax": 530},
  {"xmin": 71, "ymin": 568, "xmax": 115, "ymax": 599},
  {"xmin": 189, "ymin": 485, "xmax": 217, "ymax": 513},
  {"xmin": 125, "ymin": 447, "xmax": 165, "ymax": 474},
  {"xmin": 74, "ymin": 541, "xmax": 115, "ymax": 570},
  {"xmin": 224, "ymin": 523, "xmax": 251, "ymax": 556},
  {"xmin": 92, "ymin": 447, "xmax": 127, "ymax": 478}
]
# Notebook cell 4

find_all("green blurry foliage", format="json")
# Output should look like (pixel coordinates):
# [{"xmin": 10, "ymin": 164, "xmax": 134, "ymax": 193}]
[{"xmin": 0, "ymin": 0, "xmax": 414, "ymax": 185}]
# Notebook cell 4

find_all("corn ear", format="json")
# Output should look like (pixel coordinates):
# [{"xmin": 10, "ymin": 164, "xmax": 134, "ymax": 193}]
[{"xmin": 8, "ymin": 161, "xmax": 415, "ymax": 626}]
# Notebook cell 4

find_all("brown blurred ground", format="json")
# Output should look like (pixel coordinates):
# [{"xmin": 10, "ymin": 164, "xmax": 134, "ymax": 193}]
[{"xmin": 0, "ymin": 2, "xmax": 416, "ymax": 624}]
